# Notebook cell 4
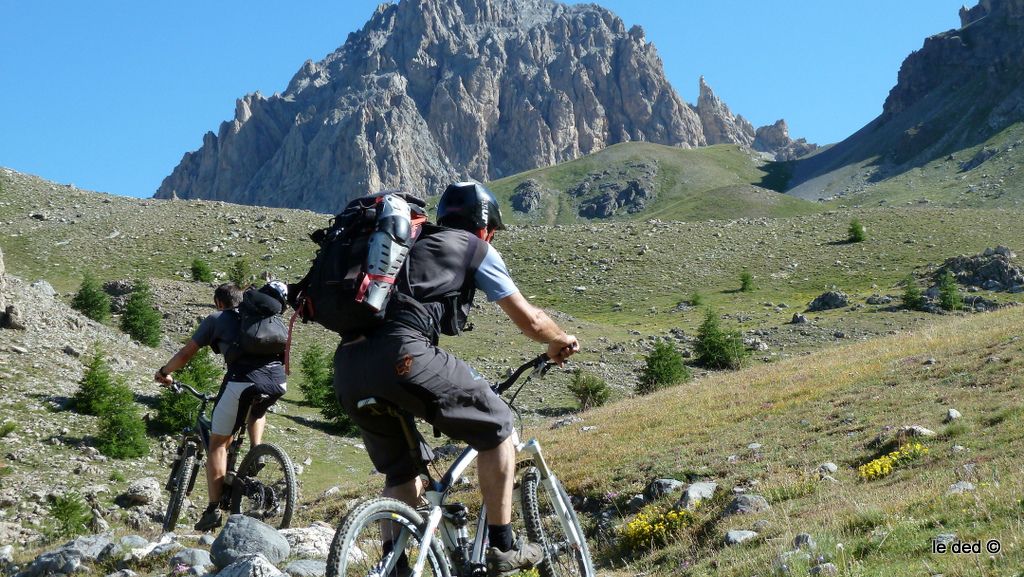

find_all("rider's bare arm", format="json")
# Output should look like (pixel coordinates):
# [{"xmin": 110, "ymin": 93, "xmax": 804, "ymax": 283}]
[
  {"xmin": 496, "ymin": 292, "xmax": 579, "ymax": 364},
  {"xmin": 154, "ymin": 340, "xmax": 201, "ymax": 385}
]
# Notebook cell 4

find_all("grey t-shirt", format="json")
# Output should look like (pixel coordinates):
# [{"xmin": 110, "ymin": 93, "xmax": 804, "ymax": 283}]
[
  {"xmin": 475, "ymin": 244, "xmax": 519, "ymax": 302},
  {"xmin": 191, "ymin": 310, "xmax": 286, "ymax": 386}
]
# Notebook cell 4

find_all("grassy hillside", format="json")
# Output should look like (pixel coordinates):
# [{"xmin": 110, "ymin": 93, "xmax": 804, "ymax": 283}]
[
  {"xmin": 3, "ymin": 167, "xmax": 1024, "ymax": 574},
  {"xmin": 486, "ymin": 143, "xmax": 820, "ymax": 225}
]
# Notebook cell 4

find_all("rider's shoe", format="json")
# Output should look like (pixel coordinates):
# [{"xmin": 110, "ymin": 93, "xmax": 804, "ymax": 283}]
[
  {"xmin": 485, "ymin": 536, "xmax": 544, "ymax": 577},
  {"xmin": 193, "ymin": 509, "xmax": 223, "ymax": 532}
]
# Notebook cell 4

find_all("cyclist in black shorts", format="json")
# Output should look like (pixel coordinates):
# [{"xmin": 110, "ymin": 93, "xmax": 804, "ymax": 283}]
[
  {"xmin": 333, "ymin": 182, "xmax": 579, "ymax": 577},
  {"xmin": 155, "ymin": 281, "xmax": 288, "ymax": 531}
]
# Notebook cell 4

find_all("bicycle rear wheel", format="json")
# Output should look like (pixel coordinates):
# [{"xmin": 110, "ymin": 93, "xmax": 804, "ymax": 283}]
[
  {"xmin": 231, "ymin": 443, "xmax": 297, "ymax": 529},
  {"xmin": 163, "ymin": 447, "xmax": 197, "ymax": 532},
  {"xmin": 326, "ymin": 497, "xmax": 450, "ymax": 577},
  {"xmin": 521, "ymin": 467, "xmax": 595, "ymax": 577}
]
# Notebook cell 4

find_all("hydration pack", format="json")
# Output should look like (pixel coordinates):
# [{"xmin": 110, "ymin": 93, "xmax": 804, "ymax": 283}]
[
  {"xmin": 235, "ymin": 285, "xmax": 289, "ymax": 358},
  {"xmin": 291, "ymin": 191, "xmax": 427, "ymax": 337}
]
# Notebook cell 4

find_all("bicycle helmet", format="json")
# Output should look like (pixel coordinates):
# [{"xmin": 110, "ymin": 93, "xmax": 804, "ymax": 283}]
[
  {"xmin": 262, "ymin": 280, "xmax": 288, "ymax": 309},
  {"xmin": 437, "ymin": 181, "xmax": 505, "ymax": 240}
]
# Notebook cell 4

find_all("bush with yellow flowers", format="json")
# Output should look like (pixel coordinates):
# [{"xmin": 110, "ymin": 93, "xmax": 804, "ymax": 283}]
[
  {"xmin": 858, "ymin": 442, "xmax": 929, "ymax": 481},
  {"xmin": 619, "ymin": 505, "xmax": 694, "ymax": 552}
]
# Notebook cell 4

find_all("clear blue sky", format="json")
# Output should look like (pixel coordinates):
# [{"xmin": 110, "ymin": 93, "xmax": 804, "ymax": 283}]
[{"xmin": 0, "ymin": 0, "xmax": 968, "ymax": 199}]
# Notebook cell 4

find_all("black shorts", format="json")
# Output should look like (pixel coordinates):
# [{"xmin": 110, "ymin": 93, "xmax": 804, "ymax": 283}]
[{"xmin": 333, "ymin": 325, "xmax": 514, "ymax": 486}]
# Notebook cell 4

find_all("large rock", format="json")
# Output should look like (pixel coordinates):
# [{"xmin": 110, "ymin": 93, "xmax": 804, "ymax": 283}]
[
  {"xmin": 278, "ymin": 523, "xmax": 336, "ymax": 560},
  {"xmin": 643, "ymin": 479, "xmax": 684, "ymax": 502},
  {"xmin": 678, "ymin": 481, "xmax": 718, "ymax": 510},
  {"xmin": 937, "ymin": 248, "xmax": 1024, "ymax": 292},
  {"xmin": 724, "ymin": 494, "xmax": 771, "ymax": 516},
  {"xmin": 13, "ymin": 549, "xmax": 83, "ymax": 577},
  {"xmin": 155, "ymin": 0, "xmax": 708, "ymax": 212},
  {"xmin": 117, "ymin": 477, "xmax": 162, "ymax": 507},
  {"xmin": 211, "ymin": 515, "xmax": 291, "ymax": 568},
  {"xmin": 510, "ymin": 179, "xmax": 548, "ymax": 214},
  {"xmin": 170, "ymin": 548, "xmax": 214, "ymax": 573},
  {"xmin": 806, "ymin": 291, "xmax": 850, "ymax": 312},
  {"xmin": 284, "ymin": 560, "xmax": 328, "ymax": 577},
  {"xmin": 217, "ymin": 554, "xmax": 287, "ymax": 577},
  {"xmin": 696, "ymin": 76, "xmax": 754, "ymax": 147}
]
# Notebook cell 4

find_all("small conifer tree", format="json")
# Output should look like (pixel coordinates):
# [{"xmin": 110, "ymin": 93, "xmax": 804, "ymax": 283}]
[
  {"xmin": 120, "ymin": 279, "xmax": 162, "ymax": 347},
  {"xmin": 47, "ymin": 492, "xmax": 91, "ymax": 538},
  {"xmin": 637, "ymin": 340, "xmax": 690, "ymax": 395},
  {"xmin": 155, "ymin": 347, "xmax": 222, "ymax": 432},
  {"xmin": 72, "ymin": 349, "xmax": 118, "ymax": 416},
  {"xmin": 191, "ymin": 258, "xmax": 214, "ymax": 283},
  {"xmin": 299, "ymin": 344, "xmax": 357, "ymax": 434},
  {"xmin": 228, "ymin": 259, "xmax": 253, "ymax": 287},
  {"xmin": 689, "ymin": 292, "xmax": 705, "ymax": 307},
  {"xmin": 848, "ymin": 218, "xmax": 867, "ymax": 243},
  {"xmin": 938, "ymin": 270, "xmax": 962, "ymax": 311},
  {"xmin": 902, "ymin": 275, "xmax": 925, "ymax": 311},
  {"xmin": 96, "ymin": 379, "xmax": 149, "ymax": 459},
  {"xmin": 567, "ymin": 369, "xmax": 611, "ymax": 410},
  {"xmin": 71, "ymin": 273, "xmax": 111, "ymax": 322},
  {"xmin": 694, "ymin": 309, "xmax": 749, "ymax": 370},
  {"xmin": 739, "ymin": 271, "xmax": 755, "ymax": 292}
]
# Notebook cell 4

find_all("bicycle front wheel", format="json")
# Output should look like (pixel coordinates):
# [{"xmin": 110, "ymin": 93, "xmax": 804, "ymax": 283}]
[
  {"xmin": 163, "ymin": 447, "xmax": 197, "ymax": 532},
  {"xmin": 326, "ymin": 498, "xmax": 450, "ymax": 577},
  {"xmin": 521, "ymin": 467, "xmax": 596, "ymax": 577},
  {"xmin": 231, "ymin": 443, "xmax": 297, "ymax": 529}
]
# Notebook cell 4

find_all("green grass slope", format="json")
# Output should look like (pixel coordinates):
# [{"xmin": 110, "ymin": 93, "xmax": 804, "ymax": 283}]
[{"xmin": 487, "ymin": 142, "xmax": 820, "ymax": 224}]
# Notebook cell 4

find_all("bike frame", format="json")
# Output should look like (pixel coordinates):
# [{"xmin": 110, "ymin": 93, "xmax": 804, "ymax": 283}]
[
  {"xmin": 375, "ymin": 356, "xmax": 586, "ymax": 577},
  {"xmin": 168, "ymin": 382, "xmax": 246, "ymax": 504}
]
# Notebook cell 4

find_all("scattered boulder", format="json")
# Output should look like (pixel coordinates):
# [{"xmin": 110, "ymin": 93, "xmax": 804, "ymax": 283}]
[
  {"xmin": 810, "ymin": 563, "xmax": 839, "ymax": 576},
  {"xmin": 790, "ymin": 313, "xmax": 809, "ymax": 324},
  {"xmin": 898, "ymin": 425, "xmax": 937, "ymax": 438},
  {"xmin": 806, "ymin": 291, "xmax": 849, "ymax": 312},
  {"xmin": 724, "ymin": 494, "xmax": 771, "ymax": 516},
  {"xmin": 13, "ymin": 549, "xmax": 83, "ymax": 577},
  {"xmin": 643, "ymin": 478, "xmax": 684, "ymax": 502},
  {"xmin": 217, "ymin": 553, "xmax": 287, "ymax": 577},
  {"xmin": 28, "ymin": 280, "xmax": 56, "ymax": 298},
  {"xmin": 937, "ymin": 247, "xmax": 1024, "ymax": 292},
  {"xmin": 117, "ymin": 477, "xmax": 161, "ymax": 507},
  {"xmin": 278, "ymin": 523, "xmax": 335, "ymax": 560},
  {"xmin": 725, "ymin": 530, "xmax": 758, "ymax": 545},
  {"xmin": 510, "ymin": 179, "xmax": 548, "ymax": 214},
  {"xmin": 679, "ymin": 481, "xmax": 718, "ymax": 510},
  {"xmin": 818, "ymin": 463, "xmax": 838, "ymax": 475},
  {"xmin": 794, "ymin": 533, "xmax": 817, "ymax": 550},
  {"xmin": 211, "ymin": 515, "xmax": 290, "ymax": 568},
  {"xmin": 169, "ymin": 548, "xmax": 214, "ymax": 573},
  {"xmin": 284, "ymin": 559, "xmax": 328, "ymax": 577},
  {"xmin": 945, "ymin": 408, "xmax": 962, "ymax": 422},
  {"xmin": 866, "ymin": 294, "xmax": 893, "ymax": 305}
]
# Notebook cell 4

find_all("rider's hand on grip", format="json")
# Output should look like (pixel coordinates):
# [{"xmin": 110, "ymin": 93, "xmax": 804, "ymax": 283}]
[{"xmin": 546, "ymin": 333, "xmax": 579, "ymax": 365}]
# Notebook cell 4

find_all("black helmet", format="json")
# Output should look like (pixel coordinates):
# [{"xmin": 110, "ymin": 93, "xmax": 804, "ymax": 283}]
[{"xmin": 437, "ymin": 181, "xmax": 505, "ymax": 235}]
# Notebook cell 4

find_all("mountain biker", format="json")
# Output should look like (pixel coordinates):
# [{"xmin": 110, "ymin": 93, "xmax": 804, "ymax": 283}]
[
  {"xmin": 154, "ymin": 281, "xmax": 289, "ymax": 531},
  {"xmin": 333, "ymin": 181, "xmax": 579, "ymax": 577}
]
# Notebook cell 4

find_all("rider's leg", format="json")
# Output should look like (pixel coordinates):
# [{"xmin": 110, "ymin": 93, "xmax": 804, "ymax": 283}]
[
  {"xmin": 247, "ymin": 413, "xmax": 265, "ymax": 447},
  {"xmin": 206, "ymin": 432, "xmax": 233, "ymax": 504},
  {"xmin": 382, "ymin": 476, "xmax": 425, "ymax": 506},
  {"xmin": 477, "ymin": 435, "xmax": 515, "ymax": 525}
]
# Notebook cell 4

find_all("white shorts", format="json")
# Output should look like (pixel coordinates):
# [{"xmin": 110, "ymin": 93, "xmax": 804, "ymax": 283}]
[{"xmin": 210, "ymin": 380, "xmax": 286, "ymax": 436}]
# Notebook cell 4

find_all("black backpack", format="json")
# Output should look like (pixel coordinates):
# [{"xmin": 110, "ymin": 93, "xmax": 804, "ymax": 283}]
[
  {"xmin": 235, "ymin": 286, "xmax": 288, "ymax": 357},
  {"xmin": 290, "ymin": 191, "xmax": 427, "ymax": 336}
]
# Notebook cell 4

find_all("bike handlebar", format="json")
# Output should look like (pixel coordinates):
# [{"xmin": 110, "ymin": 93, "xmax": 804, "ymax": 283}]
[
  {"xmin": 170, "ymin": 380, "xmax": 217, "ymax": 402},
  {"xmin": 493, "ymin": 353, "xmax": 552, "ymax": 395}
]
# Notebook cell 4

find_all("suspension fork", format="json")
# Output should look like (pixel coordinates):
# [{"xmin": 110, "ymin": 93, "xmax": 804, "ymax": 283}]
[{"xmin": 518, "ymin": 438, "xmax": 585, "ymax": 548}]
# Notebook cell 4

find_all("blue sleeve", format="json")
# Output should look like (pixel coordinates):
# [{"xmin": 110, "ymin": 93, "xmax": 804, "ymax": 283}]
[{"xmin": 474, "ymin": 244, "xmax": 519, "ymax": 302}]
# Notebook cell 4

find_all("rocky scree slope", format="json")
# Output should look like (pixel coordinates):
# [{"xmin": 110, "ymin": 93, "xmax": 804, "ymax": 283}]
[
  {"xmin": 155, "ymin": 0, "xmax": 813, "ymax": 213},
  {"xmin": 787, "ymin": 0, "xmax": 1024, "ymax": 199}
]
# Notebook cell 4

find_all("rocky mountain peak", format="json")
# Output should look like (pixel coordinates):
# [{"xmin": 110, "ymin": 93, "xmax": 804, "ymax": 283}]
[{"xmin": 156, "ymin": 0, "xmax": 706, "ymax": 212}]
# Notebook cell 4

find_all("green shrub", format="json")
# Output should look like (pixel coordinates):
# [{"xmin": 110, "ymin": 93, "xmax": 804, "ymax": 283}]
[
  {"xmin": 155, "ymin": 347, "xmax": 222, "ymax": 433},
  {"xmin": 937, "ymin": 270, "xmax": 962, "ymax": 311},
  {"xmin": 567, "ymin": 369, "xmax": 610, "ymax": 410},
  {"xmin": 0, "ymin": 421, "xmax": 14, "ymax": 439},
  {"xmin": 109, "ymin": 470, "xmax": 126, "ymax": 483},
  {"xmin": 299, "ymin": 344, "xmax": 357, "ymax": 434},
  {"xmin": 848, "ymin": 218, "xmax": 867, "ymax": 243},
  {"xmin": 96, "ymin": 380, "xmax": 149, "ymax": 459},
  {"xmin": 47, "ymin": 492, "xmax": 91, "ymax": 538},
  {"xmin": 688, "ymin": 292, "xmax": 705, "ymax": 307},
  {"xmin": 637, "ymin": 340, "xmax": 690, "ymax": 395},
  {"xmin": 902, "ymin": 275, "xmax": 925, "ymax": 311},
  {"xmin": 228, "ymin": 259, "xmax": 253, "ymax": 287},
  {"xmin": 190, "ymin": 258, "xmax": 214, "ymax": 283},
  {"xmin": 120, "ymin": 279, "xmax": 162, "ymax": 347},
  {"xmin": 72, "ymin": 349, "xmax": 118, "ymax": 416},
  {"xmin": 739, "ymin": 271, "xmax": 755, "ymax": 292},
  {"xmin": 71, "ymin": 273, "xmax": 111, "ymax": 322},
  {"xmin": 694, "ymin": 309, "xmax": 749, "ymax": 370}
]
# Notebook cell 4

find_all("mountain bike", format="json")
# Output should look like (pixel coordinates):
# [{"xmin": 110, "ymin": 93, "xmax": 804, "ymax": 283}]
[
  {"xmin": 326, "ymin": 354, "xmax": 595, "ymax": 577},
  {"xmin": 161, "ymin": 381, "xmax": 297, "ymax": 532}
]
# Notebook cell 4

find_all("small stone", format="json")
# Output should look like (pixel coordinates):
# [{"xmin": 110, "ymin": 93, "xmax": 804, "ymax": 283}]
[
  {"xmin": 818, "ymin": 462, "xmax": 838, "ymax": 475},
  {"xmin": 899, "ymin": 425, "xmax": 937, "ymax": 438},
  {"xmin": 951, "ymin": 445, "xmax": 967, "ymax": 453},
  {"xmin": 643, "ymin": 479, "xmax": 684, "ymax": 501},
  {"xmin": 948, "ymin": 481, "xmax": 976, "ymax": 495},
  {"xmin": 945, "ymin": 408, "xmax": 962, "ymax": 422},
  {"xmin": 794, "ymin": 533, "xmax": 817, "ymax": 550},
  {"xmin": 678, "ymin": 481, "xmax": 718, "ymax": 510},
  {"xmin": 790, "ymin": 313, "xmax": 808, "ymax": 324},
  {"xmin": 934, "ymin": 533, "xmax": 957, "ymax": 546},
  {"xmin": 747, "ymin": 443, "xmax": 763, "ymax": 451},
  {"xmin": 724, "ymin": 494, "xmax": 771, "ymax": 516},
  {"xmin": 924, "ymin": 358, "xmax": 938, "ymax": 365},
  {"xmin": 725, "ymin": 530, "xmax": 758, "ymax": 545},
  {"xmin": 810, "ymin": 563, "xmax": 839, "ymax": 576}
]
